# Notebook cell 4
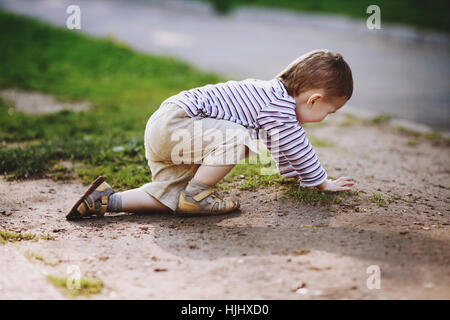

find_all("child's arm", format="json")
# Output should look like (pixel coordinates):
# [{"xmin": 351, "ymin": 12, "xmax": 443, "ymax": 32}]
[{"xmin": 257, "ymin": 104, "xmax": 354, "ymax": 190}]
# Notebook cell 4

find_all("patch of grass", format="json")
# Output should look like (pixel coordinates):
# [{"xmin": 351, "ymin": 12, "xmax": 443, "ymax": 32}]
[
  {"xmin": 48, "ymin": 163, "xmax": 74, "ymax": 181},
  {"xmin": 308, "ymin": 135, "xmax": 335, "ymax": 147},
  {"xmin": 236, "ymin": 173, "xmax": 287, "ymax": 190},
  {"xmin": 371, "ymin": 114, "xmax": 392, "ymax": 124},
  {"xmin": 340, "ymin": 113, "xmax": 396, "ymax": 128},
  {"xmin": 293, "ymin": 248, "xmax": 310, "ymax": 255},
  {"xmin": 0, "ymin": 229, "xmax": 34, "ymax": 243},
  {"xmin": 216, "ymin": 147, "xmax": 294, "ymax": 191},
  {"xmin": 202, "ymin": 0, "xmax": 450, "ymax": 33},
  {"xmin": 421, "ymin": 132, "xmax": 449, "ymax": 146},
  {"xmin": 421, "ymin": 131, "xmax": 444, "ymax": 144},
  {"xmin": 220, "ymin": 166, "xmax": 288, "ymax": 191},
  {"xmin": 0, "ymin": 229, "xmax": 54, "ymax": 244},
  {"xmin": 371, "ymin": 192, "xmax": 388, "ymax": 207},
  {"xmin": 301, "ymin": 121, "xmax": 326, "ymax": 129},
  {"xmin": 394, "ymin": 125, "xmax": 420, "ymax": 137},
  {"xmin": 46, "ymin": 275, "xmax": 103, "ymax": 299},
  {"xmin": 340, "ymin": 113, "xmax": 365, "ymax": 127},
  {"xmin": 406, "ymin": 137, "xmax": 418, "ymax": 147},
  {"xmin": 218, "ymin": 147, "xmax": 360, "ymax": 209},
  {"xmin": 394, "ymin": 125, "xmax": 449, "ymax": 146},
  {"xmin": 0, "ymin": 10, "xmax": 222, "ymax": 188},
  {"xmin": 284, "ymin": 183, "xmax": 353, "ymax": 207},
  {"xmin": 387, "ymin": 194, "xmax": 396, "ymax": 204},
  {"xmin": 0, "ymin": 133, "xmax": 120, "ymax": 179}
]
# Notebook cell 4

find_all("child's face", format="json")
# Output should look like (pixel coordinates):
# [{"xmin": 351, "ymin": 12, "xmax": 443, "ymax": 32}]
[{"xmin": 294, "ymin": 90, "xmax": 347, "ymax": 124}]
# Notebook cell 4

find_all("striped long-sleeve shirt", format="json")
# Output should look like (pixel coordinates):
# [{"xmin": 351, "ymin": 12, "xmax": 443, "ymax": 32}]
[{"xmin": 163, "ymin": 78, "xmax": 327, "ymax": 187}]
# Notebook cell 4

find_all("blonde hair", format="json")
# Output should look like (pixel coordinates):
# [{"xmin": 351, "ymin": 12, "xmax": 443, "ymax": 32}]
[{"xmin": 277, "ymin": 49, "xmax": 353, "ymax": 100}]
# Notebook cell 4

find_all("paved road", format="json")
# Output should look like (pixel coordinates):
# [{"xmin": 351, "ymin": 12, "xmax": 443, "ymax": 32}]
[{"xmin": 1, "ymin": 0, "xmax": 449, "ymax": 130}]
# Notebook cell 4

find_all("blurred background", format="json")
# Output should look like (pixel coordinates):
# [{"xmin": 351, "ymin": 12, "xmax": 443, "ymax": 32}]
[{"xmin": 1, "ymin": 0, "xmax": 449, "ymax": 130}]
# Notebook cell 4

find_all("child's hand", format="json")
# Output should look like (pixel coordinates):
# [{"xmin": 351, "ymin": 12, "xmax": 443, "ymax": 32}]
[{"xmin": 316, "ymin": 177, "xmax": 355, "ymax": 192}]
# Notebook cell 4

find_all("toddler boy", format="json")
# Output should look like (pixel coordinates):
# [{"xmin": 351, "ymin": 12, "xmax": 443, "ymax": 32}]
[{"xmin": 67, "ymin": 49, "xmax": 355, "ymax": 220}]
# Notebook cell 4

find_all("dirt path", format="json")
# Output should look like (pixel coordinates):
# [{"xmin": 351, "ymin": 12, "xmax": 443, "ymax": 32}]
[
  {"xmin": 0, "ymin": 89, "xmax": 90, "ymax": 114},
  {"xmin": 1, "ymin": 113, "xmax": 449, "ymax": 299}
]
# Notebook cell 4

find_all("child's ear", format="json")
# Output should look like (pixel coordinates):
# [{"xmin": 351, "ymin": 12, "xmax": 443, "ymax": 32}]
[{"xmin": 306, "ymin": 93, "xmax": 323, "ymax": 109}]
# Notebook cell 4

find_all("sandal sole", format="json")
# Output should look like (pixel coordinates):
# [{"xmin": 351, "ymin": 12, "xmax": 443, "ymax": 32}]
[{"xmin": 66, "ymin": 176, "xmax": 106, "ymax": 221}]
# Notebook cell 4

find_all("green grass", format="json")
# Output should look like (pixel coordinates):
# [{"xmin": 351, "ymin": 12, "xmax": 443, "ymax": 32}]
[
  {"xmin": 216, "ymin": 147, "xmax": 292, "ymax": 191},
  {"xmin": 406, "ymin": 137, "xmax": 419, "ymax": 147},
  {"xmin": 394, "ymin": 125, "xmax": 450, "ymax": 146},
  {"xmin": 48, "ymin": 163, "xmax": 74, "ymax": 181},
  {"xmin": 0, "ymin": 229, "xmax": 54, "ymax": 244},
  {"xmin": 371, "ymin": 192, "xmax": 388, "ymax": 207},
  {"xmin": 46, "ymin": 275, "xmax": 103, "ymax": 299},
  {"xmin": 286, "ymin": 184, "xmax": 357, "ymax": 207},
  {"xmin": 218, "ymin": 151, "xmax": 358, "ymax": 206},
  {"xmin": 370, "ymin": 114, "xmax": 392, "ymax": 124},
  {"xmin": 339, "ymin": 113, "xmax": 365, "ymax": 127},
  {"xmin": 0, "ymin": 10, "xmax": 222, "ymax": 189},
  {"xmin": 308, "ymin": 135, "xmax": 335, "ymax": 148},
  {"xmin": 340, "ymin": 113, "xmax": 392, "ymax": 127},
  {"xmin": 203, "ymin": 0, "xmax": 450, "ymax": 33}
]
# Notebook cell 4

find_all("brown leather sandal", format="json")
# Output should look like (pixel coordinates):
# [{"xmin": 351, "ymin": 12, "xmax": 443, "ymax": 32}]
[{"xmin": 66, "ymin": 176, "xmax": 115, "ymax": 220}]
